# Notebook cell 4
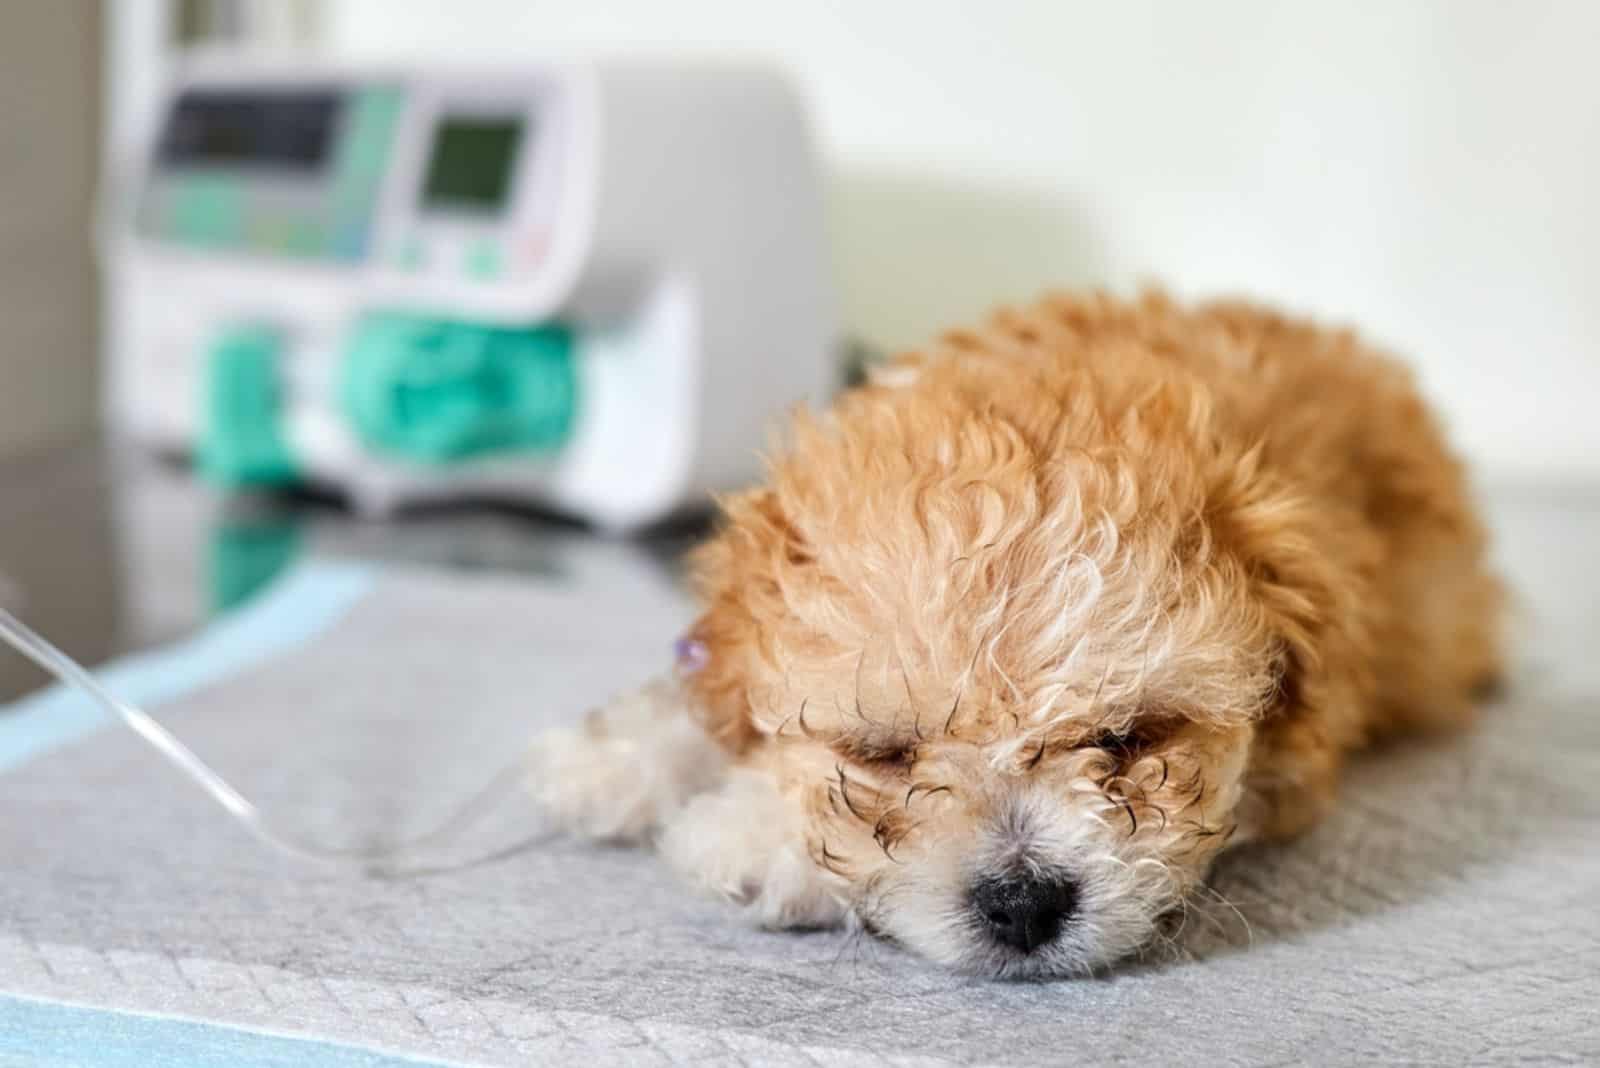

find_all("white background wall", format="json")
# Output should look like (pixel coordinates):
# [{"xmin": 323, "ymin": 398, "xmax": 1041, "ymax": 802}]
[{"xmin": 323, "ymin": 0, "xmax": 1599, "ymax": 481}]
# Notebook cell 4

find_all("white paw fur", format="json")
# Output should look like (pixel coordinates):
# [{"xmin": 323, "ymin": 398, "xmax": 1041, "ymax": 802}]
[
  {"xmin": 526, "ymin": 678, "xmax": 726, "ymax": 842},
  {"xmin": 527, "ymin": 679, "xmax": 846, "ymax": 929},
  {"xmin": 659, "ymin": 769, "xmax": 847, "ymax": 930}
]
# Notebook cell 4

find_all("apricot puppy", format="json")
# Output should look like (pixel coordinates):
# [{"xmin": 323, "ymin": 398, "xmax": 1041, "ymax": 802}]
[{"xmin": 529, "ymin": 291, "xmax": 1504, "ymax": 977}]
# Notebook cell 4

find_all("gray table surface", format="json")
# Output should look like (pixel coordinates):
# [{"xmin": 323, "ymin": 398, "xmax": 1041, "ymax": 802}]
[{"xmin": 0, "ymin": 441, "xmax": 700, "ymax": 704}]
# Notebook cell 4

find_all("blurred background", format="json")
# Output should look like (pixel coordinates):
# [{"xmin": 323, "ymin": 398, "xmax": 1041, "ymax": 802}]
[
  {"xmin": 5, "ymin": 0, "xmax": 1597, "ymax": 474},
  {"xmin": 1, "ymin": 0, "xmax": 1596, "ymax": 695}
]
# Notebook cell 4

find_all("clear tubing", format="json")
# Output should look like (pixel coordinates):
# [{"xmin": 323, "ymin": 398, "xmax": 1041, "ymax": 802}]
[{"xmin": 0, "ymin": 603, "xmax": 524, "ymax": 869}]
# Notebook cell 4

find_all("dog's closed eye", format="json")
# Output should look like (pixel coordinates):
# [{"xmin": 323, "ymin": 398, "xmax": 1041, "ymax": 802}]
[
  {"xmin": 832, "ymin": 732, "xmax": 919, "ymax": 769},
  {"xmin": 1086, "ymin": 716, "xmax": 1177, "ymax": 756},
  {"xmin": 1090, "ymin": 728, "xmax": 1138, "ymax": 754}
]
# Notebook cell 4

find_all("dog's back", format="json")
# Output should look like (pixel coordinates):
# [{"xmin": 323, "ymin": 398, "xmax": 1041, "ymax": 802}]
[
  {"xmin": 909, "ymin": 290, "xmax": 1506, "ymax": 836},
  {"xmin": 1183, "ymin": 296, "xmax": 1506, "ymax": 734}
]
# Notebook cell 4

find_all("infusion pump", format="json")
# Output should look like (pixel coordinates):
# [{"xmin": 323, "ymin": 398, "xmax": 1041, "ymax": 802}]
[{"xmin": 107, "ymin": 54, "xmax": 838, "ymax": 530}]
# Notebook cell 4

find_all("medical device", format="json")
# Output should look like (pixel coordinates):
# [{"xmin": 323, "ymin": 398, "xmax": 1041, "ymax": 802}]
[{"xmin": 106, "ymin": 55, "xmax": 837, "ymax": 530}]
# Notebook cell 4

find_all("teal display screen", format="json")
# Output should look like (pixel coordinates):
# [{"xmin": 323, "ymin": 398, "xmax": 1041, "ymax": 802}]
[{"xmin": 420, "ymin": 118, "xmax": 524, "ymax": 213}]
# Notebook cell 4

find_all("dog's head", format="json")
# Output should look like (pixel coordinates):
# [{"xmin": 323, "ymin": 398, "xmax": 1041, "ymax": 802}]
[{"xmin": 685, "ymin": 338, "xmax": 1339, "ymax": 976}]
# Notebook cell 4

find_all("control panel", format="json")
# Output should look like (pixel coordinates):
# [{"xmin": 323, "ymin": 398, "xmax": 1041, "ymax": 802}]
[
  {"xmin": 137, "ymin": 85, "xmax": 403, "ymax": 263},
  {"xmin": 135, "ymin": 77, "xmax": 569, "ymax": 291}
]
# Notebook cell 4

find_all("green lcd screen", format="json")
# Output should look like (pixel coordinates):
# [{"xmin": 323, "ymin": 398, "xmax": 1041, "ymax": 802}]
[{"xmin": 420, "ymin": 117, "xmax": 524, "ymax": 212}]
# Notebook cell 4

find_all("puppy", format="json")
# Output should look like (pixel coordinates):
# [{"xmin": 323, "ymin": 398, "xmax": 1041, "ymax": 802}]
[{"xmin": 530, "ymin": 291, "xmax": 1504, "ymax": 977}]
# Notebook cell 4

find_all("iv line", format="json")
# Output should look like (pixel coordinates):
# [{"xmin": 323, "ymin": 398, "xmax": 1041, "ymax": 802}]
[{"xmin": 0, "ymin": 603, "xmax": 526, "ymax": 868}]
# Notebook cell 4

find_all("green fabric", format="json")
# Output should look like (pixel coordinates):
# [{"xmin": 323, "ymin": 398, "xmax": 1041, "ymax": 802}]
[
  {"xmin": 340, "ymin": 313, "xmax": 577, "ymax": 462},
  {"xmin": 198, "ymin": 325, "xmax": 300, "ymax": 487}
]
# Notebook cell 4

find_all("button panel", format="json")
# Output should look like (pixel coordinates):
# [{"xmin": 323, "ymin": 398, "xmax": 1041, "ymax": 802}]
[{"xmin": 141, "ymin": 85, "xmax": 404, "ymax": 265}]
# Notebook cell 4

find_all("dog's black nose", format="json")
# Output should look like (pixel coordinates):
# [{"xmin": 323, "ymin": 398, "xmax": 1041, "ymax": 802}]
[{"xmin": 971, "ymin": 872, "xmax": 1079, "ymax": 952}]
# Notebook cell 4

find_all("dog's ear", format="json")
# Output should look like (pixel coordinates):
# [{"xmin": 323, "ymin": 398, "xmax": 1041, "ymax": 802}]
[
  {"xmin": 684, "ymin": 488, "xmax": 814, "ymax": 753},
  {"xmin": 1206, "ymin": 446, "xmax": 1376, "ymax": 715},
  {"xmin": 1203, "ymin": 446, "xmax": 1380, "ymax": 837}
]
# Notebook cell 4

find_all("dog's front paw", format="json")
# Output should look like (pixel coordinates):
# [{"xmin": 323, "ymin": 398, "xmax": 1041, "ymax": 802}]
[
  {"xmin": 527, "ymin": 679, "xmax": 726, "ymax": 842},
  {"xmin": 659, "ymin": 768, "xmax": 847, "ymax": 930}
]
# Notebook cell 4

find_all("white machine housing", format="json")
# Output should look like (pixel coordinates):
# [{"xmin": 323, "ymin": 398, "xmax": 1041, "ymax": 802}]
[{"xmin": 107, "ymin": 54, "xmax": 837, "ymax": 530}]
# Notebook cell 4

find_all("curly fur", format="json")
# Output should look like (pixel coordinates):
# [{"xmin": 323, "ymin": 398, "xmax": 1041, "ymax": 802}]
[{"xmin": 529, "ymin": 290, "xmax": 1505, "ymax": 977}]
